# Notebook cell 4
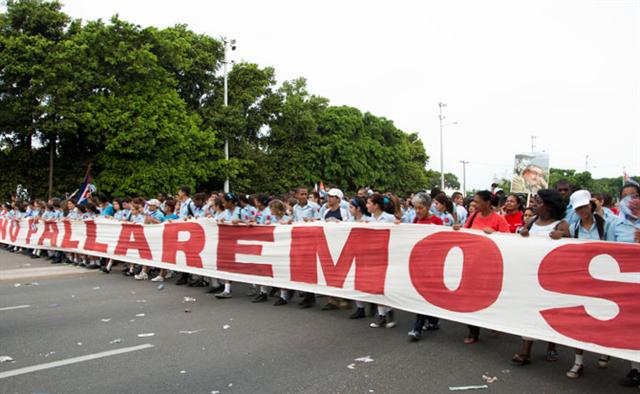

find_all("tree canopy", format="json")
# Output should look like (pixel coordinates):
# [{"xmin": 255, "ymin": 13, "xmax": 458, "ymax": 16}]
[{"xmin": 1, "ymin": 0, "xmax": 433, "ymax": 199}]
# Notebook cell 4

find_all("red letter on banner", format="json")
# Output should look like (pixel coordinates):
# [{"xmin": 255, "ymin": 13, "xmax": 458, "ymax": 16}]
[
  {"xmin": 38, "ymin": 221, "xmax": 59, "ymax": 247},
  {"xmin": 409, "ymin": 232, "xmax": 503, "ymax": 312},
  {"xmin": 114, "ymin": 223, "xmax": 152, "ymax": 260},
  {"xmin": 26, "ymin": 219, "xmax": 39, "ymax": 244},
  {"xmin": 539, "ymin": 243, "xmax": 640, "ymax": 350},
  {"xmin": 61, "ymin": 221, "xmax": 80, "ymax": 249},
  {"xmin": 84, "ymin": 221, "xmax": 108, "ymax": 253},
  {"xmin": 9, "ymin": 220, "xmax": 20, "ymax": 242},
  {"xmin": 217, "ymin": 225, "xmax": 274, "ymax": 277},
  {"xmin": 162, "ymin": 222, "xmax": 205, "ymax": 268},
  {"xmin": 289, "ymin": 227, "xmax": 390, "ymax": 294},
  {"xmin": 0, "ymin": 218, "xmax": 7, "ymax": 240}
]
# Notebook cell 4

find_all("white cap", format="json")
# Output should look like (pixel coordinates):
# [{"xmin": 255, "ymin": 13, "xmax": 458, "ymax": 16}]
[
  {"xmin": 327, "ymin": 188, "xmax": 344, "ymax": 199},
  {"xmin": 569, "ymin": 190, "xmax": 591, "ymax": 209},
  {"xmin": 147, "ymin": 199, "xmax": 161, "ymax": 207}
]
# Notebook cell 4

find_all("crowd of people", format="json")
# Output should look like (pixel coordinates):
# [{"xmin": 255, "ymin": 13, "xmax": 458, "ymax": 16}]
[{"xmin": 2, "ymin": 180, "xmax": 640, "ymax": 387}]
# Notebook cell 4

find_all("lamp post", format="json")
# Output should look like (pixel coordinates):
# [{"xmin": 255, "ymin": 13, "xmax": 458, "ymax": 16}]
[
  {"xmin": 438, "ymin": 102, "xmax": 458, "ymax": 190},
  {"xmin": 222, "ymin": 37, "xmax": 236, "ymax": 193},
  {"xmin": 459, "ymin": 160, "xmax": 469, "ymax": 196}
]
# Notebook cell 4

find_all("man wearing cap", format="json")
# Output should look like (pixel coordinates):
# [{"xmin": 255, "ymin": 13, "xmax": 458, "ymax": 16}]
[
  {"xmin": 323, "ymin": 188, "xmax": 351, "ymax": 222},
  {"xmin": 145, "ymin": 199, "xmax": 166, "ymax": 224}
]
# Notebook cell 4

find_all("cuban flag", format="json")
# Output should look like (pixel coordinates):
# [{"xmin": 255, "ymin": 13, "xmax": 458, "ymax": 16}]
[{"xmin": 77, "ymin": 173, "xmax": 93, "ymax": 205}]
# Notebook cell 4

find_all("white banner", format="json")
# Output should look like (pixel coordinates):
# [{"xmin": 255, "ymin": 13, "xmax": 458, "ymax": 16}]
[{"xmin": 1, "ymin": 217, "xmax": 639, "ymax": 362}]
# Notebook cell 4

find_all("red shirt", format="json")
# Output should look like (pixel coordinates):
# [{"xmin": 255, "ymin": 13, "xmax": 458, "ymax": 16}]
[
  {"xmin": 503, "ymin": 211, "xmax": 523, "ymax": 233},
  {"xmin": 414, "ymin": 215, "xmax": 444, "ymax": 225},
  {"xmin": 465, "ymin": 211, "xmax": 510, "ymax": 233}
]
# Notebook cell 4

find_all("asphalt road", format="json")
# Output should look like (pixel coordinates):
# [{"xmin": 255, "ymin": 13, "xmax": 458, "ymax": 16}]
[{"xmin": 0, "ymin": 249, "xmax": 632, "ymax": 394}]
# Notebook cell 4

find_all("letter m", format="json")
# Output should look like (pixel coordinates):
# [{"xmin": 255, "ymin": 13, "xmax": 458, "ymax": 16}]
[{"xmin": 290, "ymin": 227, "xmax": 390, "ymax": 294}]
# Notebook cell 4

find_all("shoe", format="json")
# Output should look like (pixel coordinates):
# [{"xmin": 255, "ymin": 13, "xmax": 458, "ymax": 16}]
[
  {"xmin": 207, "ymin": 285, "xmax": 224, "ymax": 294},
  {"xmin": 269, "ymin": 287, "xmax": 279, "ymax": 297},
  {"xmin": 252, "ymin": 293, "xmax": 268, "ymax": 303},
  {"xmin": 370, "ymin": 315, "xmax": 386, "ymax": 328},
  {"xmin": 408, "ymin": 330, "xmax": 422, "ymax": 342},
  {"xmin": 215, "ymin": 291, "xmax": 232, "ymax": 299},
  {"xmin": 425, "ymin": 322, "xmax": 440, "ymax": 331},
  {"xmin": 273, "ymin": 298, "xmax": 287, "ymax": 306},
  {"xmin": 100, "ymin": 267, "xmax": 111, "ymax": 274},
  {"xmin": 51, "ymin": 258, "xmax": 62, "ymax": 264},
  {"xmin": 349, "ymin": 308, "xmax": 365, "ymax": 319},
  {"xmin": 597, "ymin": 355, "xmax": 609, "ymax": 369},
  {"xmin": 123, "ymin": 270, "xmax": 134, "ymax": 276},
  {"xmin": 86, "ymin": 262, "xmax": 99, "ymax": 269},
  {"xmin": 192, "ymin": 279, "xmax": 207, "ymax": 288},
  {"xmin": 619, "ymin": 369, "xmax": 640, "ymax": 387},
  {"xmin": 134, "ymin": 271, "xmax": 148, "ymax": 280},
  {"xmin": 385, "ymin": 310, "xmax": 396, "ymax": 328},
  {"xmin": 566, "ymin": 364, "xmax": 584, "ymax": 379},
  {"xmin": 30, "ymin": 254, "xmax": 40, "ymax": 259},
  {"xmin": 151, "ymin": 275, "xmax": 164, "ymax": 282},
  {"xmin": 321, "ymin": 303, "xmax": 338, "ymax": 311},
  {"xmin": 299, "ymin": 295, "xmax": 315, "ymax": 309},
  {"xmin": 175, "ymin": 275, "xmax": 189, "ymax": 286}
]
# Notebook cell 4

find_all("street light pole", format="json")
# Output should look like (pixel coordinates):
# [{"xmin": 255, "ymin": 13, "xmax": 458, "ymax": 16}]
[
  {"xmin": 438, "ymin": 102, "xmax": 458, "ymax": 191},
  {"xmin": 222, "ymin": 37, "xmax": 236, "ymax": 194},
  {"xmin": 439, "ymin": 102, "xmax": 445, "ymax": 190},
  {"xmin": 460, "ymin": 160, "xmax": 469, "ymax": 196}
]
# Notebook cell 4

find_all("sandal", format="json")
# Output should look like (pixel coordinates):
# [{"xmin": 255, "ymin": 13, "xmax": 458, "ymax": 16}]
[
  {"xmin": 512, "ymin": 353, "xmax": 531, "ymax": 366},
  {"xmin": 566, "ymin": 363, "xmax": 584, "ymax": 379},
  {"xmin": 597, "ymin": 355, "xmax": 610, "ymax": 369},
  {"xmin": 546, "ymin": 349, "xmax": 559, "ymax": 362},
  {"xmin": 463, "ymin": 337, "xmax": 478, "ymax": 344}
]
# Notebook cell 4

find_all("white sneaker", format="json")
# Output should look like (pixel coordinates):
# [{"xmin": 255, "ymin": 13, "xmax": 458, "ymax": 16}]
[
  {"xmin": 151, "ymin": 275, "xmax": 164, "ymax": 282},
  {"xmin": 134, "ymin": 272, "xmax": 148, "ymax": 280}
]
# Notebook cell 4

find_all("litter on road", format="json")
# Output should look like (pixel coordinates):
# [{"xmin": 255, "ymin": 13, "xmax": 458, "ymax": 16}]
[
  {"xmin": 179, "ymin": 330, "xmax": 204, "ymax": 334},
  {"xmin": 101, "ymin": 318, "xmax": 112, "ymax": 322},
  {"xmin": 137, "ymin": 333, "xmax": 155, "ymax": 337},
  {"xmin": 0, "ymin": 355, "xmax": 15, "ymax": 363},
  {"xmin": 448, "ymin": 385, "xmax": 489, "ymax": 391},
  {"xmin": 92, "ymin": 286, "xmax": 101, "ymax": 290},
  {"xmin": 135, "ymin": 313, "xmax": 145, "ymax": 317},
  {"xmin": 347, "ymin": 363, "xmax": 356, "ymax": 370},
  {"xmin": 482, "ymin": 374, "xmax": 498, "ymax": 384},
  {"xmin": 355, "ymin": 356, "xmax": 374, "ymax": 363},
  {"xmin": 109, "ymin": 339, "xmax": 122, "ymax": 344},
  {"xmin": 223, "ymin": 324, "xmax": 231, "ymax": 330},
  {"xmin": 183, "ymin": 296, "xmax": 196, "ymax": 303}
]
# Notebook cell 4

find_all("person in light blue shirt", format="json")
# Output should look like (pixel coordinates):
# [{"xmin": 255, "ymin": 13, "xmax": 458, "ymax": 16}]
[
  {"xmin": 217, "ymin": 193, "xmax": 242, "ymax": 223},
  {"xmin": 177, "ymin": 186, "xmax": 197, "ymax": 219},
  {"xmin": 567, "ymin": 190, "xmax": 615, "ymax": 241},
  {"xmin": 292, "ymin": 187, "xmax": 319, "ymax": 222},
  {"xmin": 254, "ymin": 194, "xmax": 272, "ymax": 224},
  {"xmin": 144, "ymin": 199, "xmax": 166, "ymax": 223},
  {"xmin": 239, "ymin": 194, "xmax": 258, "ymax": 222},
  {"xmin": 555, "ymin": 180, "xmax": 579, "ymax": 225}
]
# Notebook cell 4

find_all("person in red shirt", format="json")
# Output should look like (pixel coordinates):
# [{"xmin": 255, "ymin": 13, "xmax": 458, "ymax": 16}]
[
  {"xmin": 502, "ymin": 194, "xmax": 524, "ymax": 233},
  {"xmin": 453, "ymin": 190, "xmax": 510, "ymax": 344},
  {"xmin": 408, "ymin": 192, "xmax": 443, "ymax": 342}
]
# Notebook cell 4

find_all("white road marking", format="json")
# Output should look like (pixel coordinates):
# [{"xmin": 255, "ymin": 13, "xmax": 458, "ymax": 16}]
[
  {"xmin": 0, "ymin": 343, "xmax": 154, "ymax": 380},
  {"xmin": 0, "ymin": 305, "xmax": 31, "ymax": 311}
]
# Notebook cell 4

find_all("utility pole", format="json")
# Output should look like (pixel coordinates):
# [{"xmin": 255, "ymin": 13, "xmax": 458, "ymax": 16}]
[
  {"xmin": 222, "ymin": 37, "xmax": 236, "ymax": 193},
  {"xmin": 459, "ymin": 160, "xmax": 469, "ymax": 196},
  {"xmin": 438, "ymin": 102, "xmax": 457, "ymax": 191}
]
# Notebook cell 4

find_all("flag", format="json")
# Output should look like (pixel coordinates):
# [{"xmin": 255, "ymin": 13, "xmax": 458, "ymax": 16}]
[
  {"xmin": 623, "ymin": 169, "xmax": 630, "ymax": 183},
  {"xmin": 77, "ymin": 172, "xmax": 92, "ymax": 205},
  {"xmin": 313, "ymin": 183, "xmax": 318, "ymax": 193},
  {"xmin": 319, "ymin": 182, "xmax": 326, "ymax": 198}
]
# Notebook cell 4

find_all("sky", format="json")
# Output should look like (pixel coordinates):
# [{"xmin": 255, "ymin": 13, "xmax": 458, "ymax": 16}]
[{"xmin": 52, "ymin": 1, "xmax": 640, "ymax": 190}]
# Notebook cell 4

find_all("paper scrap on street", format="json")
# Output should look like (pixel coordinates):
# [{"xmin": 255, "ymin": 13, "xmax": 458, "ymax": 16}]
[
  {"xmin": 137, "ymin": 333, "xmax": 155, "ymax": 337},
  {"xmin": 0, "ymin": 355, "xmax": 15, "ymax": 363},
  {"xmin": 449, "ymin": 385, "xmax": 489, "ymax": 391},
  {"xmin": 355, "ymin": 356, "xmax": 374, "ymax": 363}
]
